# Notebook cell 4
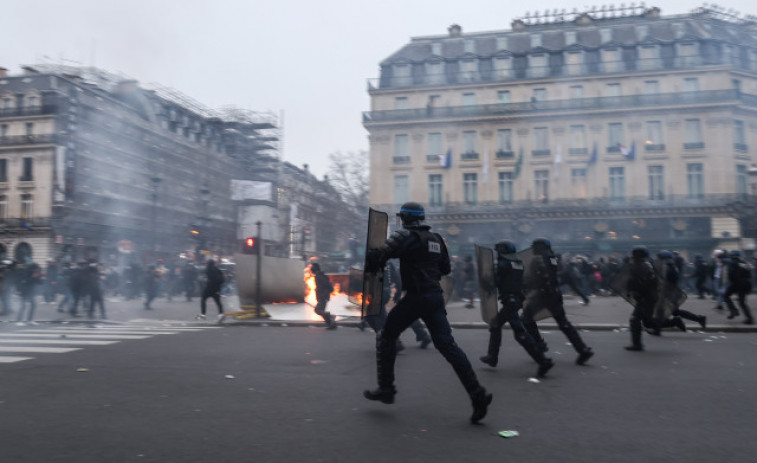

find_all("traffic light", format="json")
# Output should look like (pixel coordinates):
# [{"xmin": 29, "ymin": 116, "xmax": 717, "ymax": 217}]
[{"xmin": 242, "ymin": 236, "xmax": 259, "ymax": 255}]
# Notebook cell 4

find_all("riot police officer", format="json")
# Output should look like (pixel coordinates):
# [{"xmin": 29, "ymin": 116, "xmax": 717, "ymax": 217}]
[
  {"xmin": 479, "ymin": 240, "xmax": 554, "ymax": 378},
  {"xmin": 651, "ymin": 251, "xmax": 705, "ymax": 334},
  {"xmin": 521, "ymin": 238, "xmax": 594, "ymax": 365},
  {"xmin": 624, "ymin": 246, "xmax": 659, "ymax": 351},
  {"xmin": 363, "ymin": 202, "xmax": 492, "ymax": 424},
  {"xmin": 724, "ymin": 250, "xmax": 754, "ymax": 324}
]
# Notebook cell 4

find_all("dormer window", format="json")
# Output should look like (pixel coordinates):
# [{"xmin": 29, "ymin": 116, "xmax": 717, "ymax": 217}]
[
  {"xmin": 600, "ymin": 28, "xmax": 612, "ymax": 43},
  {"xmin": 464, "ymin": 39, "xmax": 475, "ymax": 54},
  {"xmin": 431, "ymin": 42, "xmax": 442, "ymax": 56},
  {"xmin": 530, "ymin": 33, "xmax": 542, "ymax": 48}
]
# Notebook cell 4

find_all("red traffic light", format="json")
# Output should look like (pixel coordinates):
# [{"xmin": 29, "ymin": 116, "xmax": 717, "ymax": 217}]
[{"xmin": 245, "ymin": 237, "xmax": 255, "ymax": 247}]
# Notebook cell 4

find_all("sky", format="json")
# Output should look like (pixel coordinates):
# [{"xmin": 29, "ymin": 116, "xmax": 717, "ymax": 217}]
[{"xmin": 2, "ymin": 0, "xmax": 755, "ymax": 179}]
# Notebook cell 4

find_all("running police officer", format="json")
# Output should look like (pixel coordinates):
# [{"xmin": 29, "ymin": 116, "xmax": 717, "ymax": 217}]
[
  {"xmin": 624, "ymin": 246, "xmax": 659, "ymax": 351},
  {"xmin": 724, "ymin": 250, "xmax": 754, "ymax": 325},
  {"xmin": 363, "ymin": 202, "xmax": 492, "ymax": 424},
  {"xmin": 521, "ymin": 238, "xmax": 594, "ymax": 365},
  {"xmin": 479, "ymin": 240, "xmax": 554, "ymax": 378}
]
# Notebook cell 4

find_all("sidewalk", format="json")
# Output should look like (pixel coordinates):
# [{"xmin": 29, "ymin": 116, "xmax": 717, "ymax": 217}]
[{"xmin": 2, "ymin": 291, "xmax": 755, "ymax": 332}]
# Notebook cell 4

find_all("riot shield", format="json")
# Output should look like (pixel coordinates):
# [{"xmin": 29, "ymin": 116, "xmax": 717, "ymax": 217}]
[
  {"xmin": 517, "ymin": 247, "xmax": 551, "ymax": 321},
  {"xmin": 361, "ymin": 208, "xmax": 388, "ymax": 317},
  {"xmin": 609, "ymin": 262, "xmax": 635, "ymax": 307},
  {"xmin": 652, "ymin": 261, "xmax": 686, "ymax": 322},
  {"xmin": 475, "ymin": 245, "xmax": 498, "ymax": 325},
  {"xmin": 441, "ymin": 275, "xmax": 454, "ymax": 305}
]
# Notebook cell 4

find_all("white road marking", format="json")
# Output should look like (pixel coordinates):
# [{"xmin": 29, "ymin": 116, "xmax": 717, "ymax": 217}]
[
  {"xmin": 0, "ymin": 346, "xmax": 81, "ymax": 353},
  {"xmin": 0, "ymin": 333, "xmax": 151, "ymax": 340},
  {"xmin": 22, "ymin": 329, "xmax": 180, "ymax": 335},
  {"xmin": 0, "ymin": 339, "xmax": 118, "ymax": 346},
  {"xmin": 0, "ymin": 356, "xmax": 33, "ymax": 363}
]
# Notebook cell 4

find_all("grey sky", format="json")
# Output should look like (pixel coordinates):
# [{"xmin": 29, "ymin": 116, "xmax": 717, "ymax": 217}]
[{"xmin": 2, "ymin": 0, "xmax": 753, "ymax": 178}]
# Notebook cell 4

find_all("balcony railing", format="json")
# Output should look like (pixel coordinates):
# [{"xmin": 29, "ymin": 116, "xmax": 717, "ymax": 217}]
[
  {"xmin": 372, "ymin": 193, "xmax": 752, "ymax": 215},
  {"xmin": 532, "ymin": 149, "xmax": 551, "ymax": 156},
  {"xmin": 0, "ymin": 134, "xmax": 57, "ymax": 146},
  {"xmin": 363, "ymin": 90, "xmax": 747, "ymax": 124},
  {"xmin": 368, "ymin": 56, "xmax": 752, "ymax": 91},
  {"xmin": 393, "ymin": 156, "xmax": 411, "ymax": 164},
  {"xmin": 734, "ymin": 143, "xmax": 748, "ymax": 152},
  {"xmin": 684, "ymin": 142, "xmax": 705, "ymax": 150},
  {"xmin": 644, "ymin": 143, "xmax": 666, "ymax": 152},
  {"xmin": 427, "ymin": 154, "xmax": 442, "ymax": 162},
  {"xmin": 496, "ymin": 150, "xmax": 514, "ymax": 159},
  {"xmin": 607, "ymin": 146, "xmax": 621, "ymax": 153},
  {"xmin": 0, "ymin": 105, "xmax": 57, "ymax": 118},
  {"xmin": 461, "ymin": 152, "xmax": 479, "ymax": 160},
  {"xmin": 569, "ymin": 148, "xmax": 588, "ymax": 155},
  {"xmin": 0, "ymin": 217, "xmax": 52, "ymax": 229}
]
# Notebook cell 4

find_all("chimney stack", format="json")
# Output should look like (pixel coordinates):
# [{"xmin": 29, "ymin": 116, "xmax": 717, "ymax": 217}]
[{"xmin": 448, "ymin": 24, "xmax": 462, "ymax": 37}]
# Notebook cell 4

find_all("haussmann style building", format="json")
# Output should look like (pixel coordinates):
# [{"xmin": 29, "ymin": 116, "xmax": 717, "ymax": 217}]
[{"xmin": 364, "ymin": 5, "xmax": 757, "ymax": 259}]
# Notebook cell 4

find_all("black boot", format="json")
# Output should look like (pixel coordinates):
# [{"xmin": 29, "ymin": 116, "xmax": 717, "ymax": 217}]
[
  {"xmin": 523, "ymin": 319, "xmax": 548, "ymax": 352},
  {"xmin": 625, "ymin": 317, "xmax": 644, "ymax": 351},
  {"xmin": 470, "ymin": 387, "xmax": 493, "ymax": 424},
  {"xmin": 480, "ymin": 328, "xmax": 501, "ymax": 367},
  {"xmin": 576, "ymin": 348, "xmax": 594, "ymax": 365},
  {"xmin": 698, "ymin": 315, "xmax": 707, "ymax": 330},
  {"xmin": 537, "ymin": 358, "xmax": 555, "ymax": 378},
  {"xmin": 363, "ymin": 386, "xmax": 396, "ymax": 404}
]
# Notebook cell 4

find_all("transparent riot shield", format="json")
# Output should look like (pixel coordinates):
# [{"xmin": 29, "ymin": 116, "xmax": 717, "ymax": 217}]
[
  {"xmin": 517, "ymin": 247, "xmax": 551, "ymax": 321},
  {"xmin": 609, "ymin": 262, "xmax": 635, "ymax": 307},
  {"xmin": 652, "ymin": 261, "xmax": 687, "ymax": 322},
  {"xmin": 361, "ymin": 208, "xmax": 388, "ymax": 317},
  {"xmin": 475, "ymin": 245, "xmax": 498, "ymax": 325},
  {"xmin": 347, "ymin": 266, "xmax": 363, "ymax": 306}
]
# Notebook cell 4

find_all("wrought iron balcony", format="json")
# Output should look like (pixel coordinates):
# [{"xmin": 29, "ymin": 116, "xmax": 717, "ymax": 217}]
[
  {"xmin": 734, "ymin": 143, "xmax": 748, "ymax": 152},
  {"xmin": 0, "ymin": 105, "xmax": 57, "ymax": 118},
  {"xmin": 363, "ymin": 90, "xmax": 748, "ymax": 124},
  {"xmin": 392, "ymin": 156, "xmax": 411, "ymax": 164},
  {"xmin": 684, "ymin": 142, "xmax": 705, "ymax": 150},
  {"xmin": 569, "ymin": 148, "xmax": 588, "ymax": 155},
  {"xmin": 496, "ymin": 150, "xmax": 515, "ymax": 159},
  {"xmin": 0, "ymin": 134, "xmax": 57, "ymax": 146},
  {"xmin": 461, "ymin": 152, "xmax": 479, "ymax": 160},
  {"xmin": 644, "ymin": 143, "xmax": 666, "ymax": 152}
]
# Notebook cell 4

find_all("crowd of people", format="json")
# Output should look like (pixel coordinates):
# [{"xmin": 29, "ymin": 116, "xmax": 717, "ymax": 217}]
[{"xmin": 0, "ymin": 258, "xmax": 235, "ymax": 323}]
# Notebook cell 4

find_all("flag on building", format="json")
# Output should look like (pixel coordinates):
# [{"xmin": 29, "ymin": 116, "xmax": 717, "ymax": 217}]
[
  {"xmin": 514, "ymin": 147, "xmax": 524, "ymax": 178},
  {"xmin": 439, "ymin": 148, "xmax": 452, "ymax": 168},
  {"xmin": 588, "ymin": 142, "xmax": 598, "ymax": 166},
  {"xmin": 482, "ymin": 148, "xmax": 489, "ymax": 184},
  {"xmin": 620, "ymin": 140, "xmax": 636, "ymax": 161},
  {"xmin": 553, "ymin": 145, "xmax": 562, "ymax": 180}
]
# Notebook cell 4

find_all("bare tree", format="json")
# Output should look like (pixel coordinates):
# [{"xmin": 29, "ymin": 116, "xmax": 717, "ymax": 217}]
[{"xmin": 327, "ymin": 150, "xmax": 369, "ymax": 217}]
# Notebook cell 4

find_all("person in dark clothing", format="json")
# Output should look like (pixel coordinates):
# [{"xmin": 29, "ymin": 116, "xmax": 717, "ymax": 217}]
[
  {"xmin": 85, "ymin": 262, "xmax": 106, "ymax": 319},
  {"xmin": 0, "ymin": 260, "xmax": 16, "ymax": 316},
  {"xmin": 16, "ymin": 262, "xmax": 42, "ymax": 322},
  {"xmin": 197, "ymin": 260, "xmax": 225, "ymax": 320},
  {"xmin": 363, "ymin": 202, "xmax": 492, "ymax": 424},
  {"xmin": 143, "ymin": 264, "xmax": 160, "ymax": 310},
  {"xmin": 68, "ymin": 261, "xmax": 88, "ymax": 317},
  {"xmin": 724, "ymin": 250, "xmax": 754, "ymax": 324},
  {"xmin": 623, "ymin": 246, "xmax": 659, "ymax": 351},
  {"xmin": 44, "ymin": 260, "xmax": 59, "ymax": 303},
  {"xmin": 310, "ymin": 262, "xmax": 336, "ymax": 329},
  {"xmin": 562, "ymin": 259, "xmax": 590, "ymax": 305},
  {"xmin": 182, "ymin": 262, "xmax": 198, "ymax": 302},
  {"xmin": 648, "ymin": 251, "xmax": 706, "ymax": 335},
  {"xmin": 521, "ymin": 238, "xmax": 594, "ymax": 366},
  {"xmin": 693, "ymin": 254, "xmax": 710, "ymax": 299},
  {"xmin": 479, "ymin": 240, "xmax": 555, "ymax": 378}
]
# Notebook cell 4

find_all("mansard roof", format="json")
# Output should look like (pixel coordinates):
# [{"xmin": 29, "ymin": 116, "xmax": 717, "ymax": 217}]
[{"xmin": 381, "ymin": 11, "xmax": 757, "ymax": 65}]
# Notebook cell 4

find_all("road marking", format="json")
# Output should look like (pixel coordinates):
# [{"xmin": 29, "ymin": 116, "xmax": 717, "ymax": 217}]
[
  {"xmin": 23, "ymin": 329, "xmax": 180, "ymax": 335},
  {"xmin": 0, "ymin": 339, "xmax": 118, "ymax": 345},
  {"xmin": 0, "ymin": 333, "xmax": 151, "ymax": 340},
  {"xmin": 0, "ymin": 346, "xmax": 81, "ymax": 353},
  {"xmin": 0, "ymin": 356, "xmax": 33, "ymax": 363}
]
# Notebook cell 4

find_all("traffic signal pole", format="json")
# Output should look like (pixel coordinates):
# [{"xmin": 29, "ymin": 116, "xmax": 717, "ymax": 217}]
[{"xmin": 255, "ymin": 220, "xmax": 262, "ymax": 318}]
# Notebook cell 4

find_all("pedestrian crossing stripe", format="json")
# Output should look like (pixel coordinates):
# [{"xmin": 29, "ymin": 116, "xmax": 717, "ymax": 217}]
[
  {"xmin": 0, "ymin": 356, "xmax": 33, "ymax": 363},
  {"xmin": 22, "ymin": 329, "xmax": 182, "ymax": 336},
  {"xmin": 0, "ymin": 347, "xmax": 81, "ymax": 353},
  {"xmin": 0, "ymin": 339, "xmax": 118, "ymax": 345},
  {"xmin": 0, "ymin": 333, "xmax": 152, "ymax": 340}
]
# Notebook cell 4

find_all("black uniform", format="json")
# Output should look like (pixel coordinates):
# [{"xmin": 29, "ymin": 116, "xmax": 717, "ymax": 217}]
[
  {"xmin": 312, "ymin": 264, "xmax": 336, "ymax": 329},
  {"xmin": 521, "ymin": 241, "xmax": 594, "ymax": 365},
  {"xmin": 200, "ymin": 261, "xmax": 225, "ymax": 316},
  {"xmin": 363, "ymin": 215, "xmax": 491, "ymax": 423},
  {"xmin": 693, "ymin": 255, "xmax": 710, "ymax": 299},
  {"xmin": 480, "ymin": 250, "xmax": 554, "ymax": 377},
  {"xmin": 724, "ymin": 255, "xmax": 754, "ymax": 324},
  {"xmin": 654, "ymin": 253, "xmax": 705, "ymax": 333},
  {"xmin": 625, "ymin": 253, "xmax": 659, "ymax": 350}
]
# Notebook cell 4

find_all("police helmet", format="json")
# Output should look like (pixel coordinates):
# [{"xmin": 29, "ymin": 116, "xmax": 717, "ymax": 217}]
[
  {"xmin": 495, "ymin": 240, "xmax": 517, "ymax": 256},
  {"xmin": 310, "ymin": 262, "xmax": 321, "ymax": 272},
  {"xmin": 730, "ymin": 250, "xmax": 741, "ymax": 257},
  {"xmin": 397, "ymin": 202, "xmax": 425, "ymax": 226},
  {"xmin": 631, "ymin": 246, "xmax": 649, "ymax": 259},
  {"xmin": 657, "ymin": 250, "xmax": 674, "ymax": 259},
  {"xmin": 532, "ymin": 238, "xmax": 552, "ymax": 254}
]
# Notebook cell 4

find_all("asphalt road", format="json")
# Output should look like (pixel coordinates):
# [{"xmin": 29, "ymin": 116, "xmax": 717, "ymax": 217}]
[{"xmin": 0, "ymin": 320, "xmax": 755, "ymax": 463}]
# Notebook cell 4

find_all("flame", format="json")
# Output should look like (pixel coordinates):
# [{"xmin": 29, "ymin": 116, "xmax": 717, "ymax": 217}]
[{"xmin": 303, "ymin": 268, "xmax": 350, "ymax": 307}]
